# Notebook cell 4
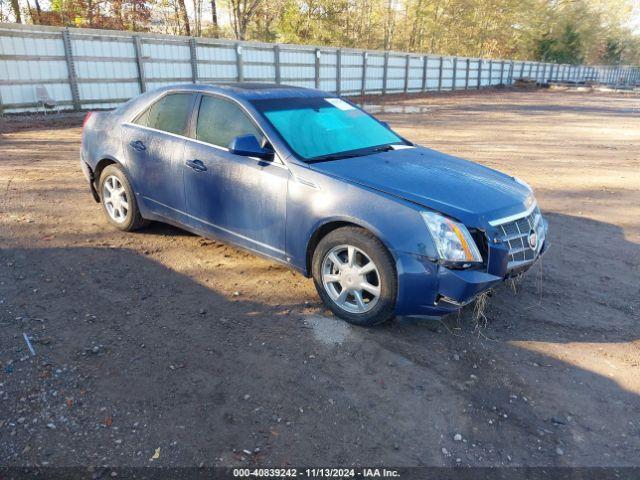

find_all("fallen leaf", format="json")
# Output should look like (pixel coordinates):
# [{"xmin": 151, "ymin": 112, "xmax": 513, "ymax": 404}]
[{"xmin": 151, "ymin": 447, "xmax": 160, "ymax": 460}]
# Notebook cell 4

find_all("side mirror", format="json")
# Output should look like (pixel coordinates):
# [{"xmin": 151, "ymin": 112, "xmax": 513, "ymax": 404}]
[{"xmin": 228, "ymin": 134, "xmax": 274, "ymax": 160}]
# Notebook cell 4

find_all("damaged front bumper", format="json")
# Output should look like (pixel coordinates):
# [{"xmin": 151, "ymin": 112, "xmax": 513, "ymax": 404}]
[{"xmin": 394, "ymin": 239, "xmax": 549, "ymax": 317}]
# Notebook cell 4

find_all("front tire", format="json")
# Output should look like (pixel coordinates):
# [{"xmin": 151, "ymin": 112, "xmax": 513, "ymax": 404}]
[
  {"xmin": 312, "ymin": 227, "xmax": 397, "ymax": 326},
  {"xmin": 98, "ymin": 164, "xmax": 146, "ymax": 231}
]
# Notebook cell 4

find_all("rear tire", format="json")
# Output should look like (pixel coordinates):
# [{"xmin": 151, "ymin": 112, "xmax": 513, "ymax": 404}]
[
  {"xmin": 98, "ymin": 164, "xmax": 147, "ymax": 231},
  {"xmin": 312, "ymin": 227, "xmax": 397, "ymax": 326}
]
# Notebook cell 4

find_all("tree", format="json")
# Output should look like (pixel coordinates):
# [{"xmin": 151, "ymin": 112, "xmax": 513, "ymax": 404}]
[
  {"xmin": 601, "ymin": 38, "xmax": 623, "ymax": 64},
  {"xmin": 10, "ymin": 0, "xmax": 22, "ymax": 23},
  {"xmin": 228, "ymin": 0, "xmax": 262, "ymax": 39},
  {"xmin": 210, "ymin": 0, "xmax": 218, "ymax": 35},
  {"xmin": 177, "ymin": 0, "xmax": 190, "ymax": 34},
  {"xmin": 6, "ymin": 0, "xmax": 640, "ymax": 65}
]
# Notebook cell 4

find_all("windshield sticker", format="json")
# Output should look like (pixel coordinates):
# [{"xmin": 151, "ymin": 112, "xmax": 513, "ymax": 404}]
[{"xmin": 325, "ymin": 98, "xmax": 355, "ymax": 111}]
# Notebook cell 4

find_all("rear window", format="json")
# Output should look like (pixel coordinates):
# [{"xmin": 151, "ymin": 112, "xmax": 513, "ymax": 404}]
[{"xmin": 134, "ymin": 93, "xmax": 195, "ymax": 136}]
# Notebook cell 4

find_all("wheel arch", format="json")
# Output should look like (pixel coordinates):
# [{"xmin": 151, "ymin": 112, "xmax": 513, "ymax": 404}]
[
  {"xmin": 94, "ymin": 157, "xmax": 120, "ymax": 184},
  {"xmin": 304, "ymin": 218, "xmax": 397, "ymax": 277}
]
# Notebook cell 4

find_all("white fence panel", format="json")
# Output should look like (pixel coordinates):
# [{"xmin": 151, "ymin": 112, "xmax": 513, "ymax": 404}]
[{"xmin": 1, "ymin": 23, "xmax": 638, "ymax": 113}]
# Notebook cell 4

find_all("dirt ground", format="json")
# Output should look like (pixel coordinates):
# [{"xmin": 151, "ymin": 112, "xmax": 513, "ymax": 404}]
[{"xmin": 0, "ymin": 89, "xmax": 639, "ymax": 470}]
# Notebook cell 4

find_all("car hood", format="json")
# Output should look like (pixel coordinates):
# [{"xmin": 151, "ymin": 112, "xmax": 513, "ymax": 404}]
[{"xmin": 309, "ymin": 146, "xmax": 534, "ymax": 226}]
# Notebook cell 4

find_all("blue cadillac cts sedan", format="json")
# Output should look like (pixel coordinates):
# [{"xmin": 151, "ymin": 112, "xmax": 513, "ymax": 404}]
[{"xmin": 80, "ymin": 83, "xmax": 548, "ymax": 326}]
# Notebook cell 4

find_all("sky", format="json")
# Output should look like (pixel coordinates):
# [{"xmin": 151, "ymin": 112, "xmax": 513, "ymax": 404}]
[{"xmin": 630, "ymin": 4, "xmax": 640, "ymax": 34}]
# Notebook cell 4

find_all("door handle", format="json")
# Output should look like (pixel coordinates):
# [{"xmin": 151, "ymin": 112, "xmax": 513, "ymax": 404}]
[
  {"xmin": 186, "ymin": 159, "xmax": 207, "ymax": 172},
  {"xmin": 129, "ymin": 140, "xmax": 146, "ymax": 152}
]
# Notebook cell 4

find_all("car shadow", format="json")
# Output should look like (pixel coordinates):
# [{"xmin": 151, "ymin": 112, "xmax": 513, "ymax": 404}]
[{"xmin": 0, "ymin": 211, "xmax": 638, "ymax": 467}]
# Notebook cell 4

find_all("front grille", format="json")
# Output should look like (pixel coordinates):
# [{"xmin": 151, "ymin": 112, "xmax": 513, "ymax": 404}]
[{"xmin": 495, "ymin": 206, "xmax": 544, "ymax": 269}]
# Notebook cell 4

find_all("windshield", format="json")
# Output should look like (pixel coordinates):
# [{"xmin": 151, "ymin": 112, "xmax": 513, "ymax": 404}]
[{"xmin": 250, "ymin": 97, "xmax": 405, "ymax": 161}]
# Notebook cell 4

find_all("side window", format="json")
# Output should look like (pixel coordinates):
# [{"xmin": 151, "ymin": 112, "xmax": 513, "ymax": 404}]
[
  {"xmin": 196, "ymin": 95, "xmax": 263, "ymax": 149},
  {"xmin": 134, "ymin": 93, "xmax": 194, "ymax": 135}
]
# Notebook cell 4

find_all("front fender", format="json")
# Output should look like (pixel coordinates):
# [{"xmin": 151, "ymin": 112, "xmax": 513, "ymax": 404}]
[{"xmin": 286, "ymin": 163, "xmax": 438, "ymax": 276}]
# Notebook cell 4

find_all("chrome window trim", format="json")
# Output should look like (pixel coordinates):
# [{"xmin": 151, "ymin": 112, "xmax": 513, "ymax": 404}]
[
  {"xmin": 122, "ymin": 122, "xmax": 288, "ymax": 170},
  {"xmin": 488, "ymin": 201, "xmax": 538, "ymax": 227},
  {"xmin": 125, "ymin": 87, "xmax": 288, "ymax": 169}
]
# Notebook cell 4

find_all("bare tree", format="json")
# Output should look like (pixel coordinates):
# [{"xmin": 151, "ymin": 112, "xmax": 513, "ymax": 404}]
[
  {"xmin": 211, "ymin": 0, "xmax": 218, "ymax": 35},
  {"xmin": 383, "ymin": 0, "xmax": 395, "ymax": 50},
  {"xmin": 177, "ymin": 0, "xmax": 190, "ymax": 35},
  {"xmin": 192, "ymin": 0, "xmax": 202, "ymax": 36},
  {"xmin": 10, "ymin": 0, "xmax": 22, "ymax": 23},
  {"xmin": 228, "ymin": 0, "xmax": 261, "ymax": 40}
]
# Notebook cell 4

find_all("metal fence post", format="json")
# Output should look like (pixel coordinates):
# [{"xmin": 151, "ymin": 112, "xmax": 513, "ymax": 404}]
[
  {"xmin": 62, "ymin": 28, "xmax": 80, "ymax": 110},
  {"xmin": 437, "ymin": 56, "xmax": 443, "ymax": 92},
  {"xmin": 361, "ymin": 51, "xmax": 368, "ymax": 96},
  {"xmin": 421, "ymin": 55, "xmax": 428, "ymax": 92},
  {"xmin": 336, "ymin": 48, "xmax": 342, "ymax": 96},
  {"xmin": 452, "ymin": 57, "xmax": 457, "ymax": 91},
  {"xmin": 499, "ymin": 60, "xmax": 504, "ymax": 84},
  {"xmin": 236, "ymin": 43, "xmax": 244, "ymax": 82},
  {"xmin": 382, "ymin": 52, "xmax": 389, "ymax": 95},
  {"xmin": 189, "ymin": 38, "xmax": 198, "ymax": 84},
  {"xmin": 542, "ymin": 63, "xmax": 547, "ymax": 83},
  {"xmin": 477, "ymin": 59, "xmax": 482, "ymax": 89},
  {"xmin": 314, "ymin": 48, "xmax": 321, "ymax": 89},
  {"xmin": 535, "ymin": 62, "xmax": 540, "ymax": 82},
  {"xmin": 404, "ymin": 54, "xmax": 410, "ymax": 93},
  {"xmin": 528, "ymin": 62, "xmax": 533, "ymax": 78},
  {"xmin": 274, "ymin": 45, "xmax": 281, "ymax": 84},
  {"xmin": 519, "ymin": 61, "xmax": 524, "ymax": 79},
  {"xmin": 464, "ymin": 58, "xmax": 470, "ymax": 90},
  {"xmin": 488, "ymin": 60, "xmax": 493, "ymax": 86},
  {"xmin": 508, "ymin": 61, "xmax": 514, "ymax": 84},
  {"xmin": 133, "ymin": 35, "xmax": 146, "ymax": 94}
]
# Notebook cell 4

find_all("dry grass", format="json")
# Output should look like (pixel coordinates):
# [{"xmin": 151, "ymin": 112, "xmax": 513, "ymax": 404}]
[{"xmin": 472, "ymin": 290, "xmax": 492, "ymax": 331}]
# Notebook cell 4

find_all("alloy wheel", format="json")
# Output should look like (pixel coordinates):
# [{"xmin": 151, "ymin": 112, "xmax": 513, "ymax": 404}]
[
  {"xmin": 321, "ymin": 244, "xmax": 381, "ymax": 314},
  {"xmin": 102, "ymin": 175, "xmax": 129, "ymax": 223}
]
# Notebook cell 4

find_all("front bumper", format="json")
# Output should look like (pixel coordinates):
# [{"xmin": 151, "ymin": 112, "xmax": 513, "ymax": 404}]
[{"xmin": 394, "ymin": 239, "xmax": 548, "ymax": 317}]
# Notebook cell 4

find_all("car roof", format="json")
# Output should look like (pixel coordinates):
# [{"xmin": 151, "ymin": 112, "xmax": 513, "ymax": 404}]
[{"xmin": 155, "ymin": 82, "xmax": 332, "ymax": 100}]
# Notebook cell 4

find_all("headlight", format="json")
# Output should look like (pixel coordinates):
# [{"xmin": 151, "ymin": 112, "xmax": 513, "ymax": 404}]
[{"xmin": 421, "ymin": 211, "xmax": 483, "ymax": 264}]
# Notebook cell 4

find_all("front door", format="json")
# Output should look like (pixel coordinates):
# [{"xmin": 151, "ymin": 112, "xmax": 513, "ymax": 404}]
[{"xmin": 182, "ymin": 94, "xmax": 288, "ymax": 260}]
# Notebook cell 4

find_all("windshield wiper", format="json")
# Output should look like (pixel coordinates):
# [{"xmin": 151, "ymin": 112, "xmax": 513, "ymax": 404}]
[
  {"xmin": 307, "ymin": 144, "xmax": 397, "ymax": 163},
  {"xmin": 307, "ymin": 152, "xmax": 364, "ymax": 163},
  {"xmin": 371, "ymin": 144, "xmax": 395, "ymax": 152}
]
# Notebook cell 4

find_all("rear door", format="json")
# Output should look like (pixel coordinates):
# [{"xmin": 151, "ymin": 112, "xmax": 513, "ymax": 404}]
[
  {"xmin": 122, "ymin": 92, "xmax": 197, "ymax": 222},
  {"xmin": 181, "ymin": 94, "xmax": 289, "ymax": 260}
]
